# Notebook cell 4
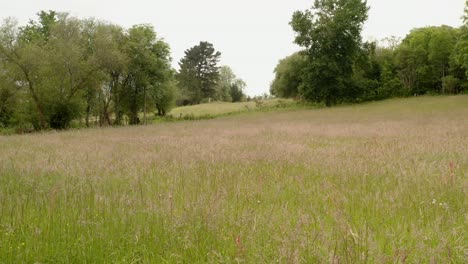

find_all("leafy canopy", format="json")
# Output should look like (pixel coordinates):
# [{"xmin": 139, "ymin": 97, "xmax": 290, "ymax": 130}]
[{"xmin": 290, "ymin": 0, "xmax": 369, "ymax": 106}]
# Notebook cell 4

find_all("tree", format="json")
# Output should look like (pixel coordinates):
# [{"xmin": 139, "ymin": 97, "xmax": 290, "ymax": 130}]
[
  {"xmin": 451, "ymin": 1, "xmax": 468, "ymax": 88},
  {"xmin": 374, "ymin": 40, "xmax": 405, "ymax": 98},
  {"xmin": 0, "ymin": 11, "xmax": 177, "ymax": 131},
  {"xmin": 0, "ymin": 17, "xmax": 49, "ymax": 129},
  {"xmin": 1, "ymin": 12, "xmax": 107, "ymax": 130},
  {"xmin": 146, "ymin": 35, "xmax": 174, "ymax": 118},
  {"xmin": 42, "ymin": 14, "xmax": 102, "ymax": 129},
  {"xmin": 216, "ymin": 65, "xmax": 246, "ymax": 102},
  {"xmin": 121, "ymin": 24, "xmax": 172, "ymax": 125},
  {"xmin": 177, "ymin": 41, "xmax": 221, "ymax": 104},
  {"xmin": 270, "ymin": 52, "xmax": 306, "ymax": 98},
  {"xmin": 349, "ymin": 41, "xmax": 382, "ymax": 101},
  {"xmin": 290, "ymin": 0, "xmax": 369, "ymax": 106},
  {"xmin": 151, "ymin": 77, "xmax": 177, "ymax": 117},
  {"xmin": 396, "ymin": 26, "xmax": 460, "ymax": 95},
  {"xmin": 216, "ymin": 66, "xmax": 235, "ymax": 102},
  {"xmin": 92, "ymin": 23, "xmax": 128, "ymax": 126},
  {"xmin": 229, "ymin": 79, "xmax": 246, "ymax": 102},
  {"xmin": 0, "ymin": 62, "xmax": 20, "ymax": 127}
]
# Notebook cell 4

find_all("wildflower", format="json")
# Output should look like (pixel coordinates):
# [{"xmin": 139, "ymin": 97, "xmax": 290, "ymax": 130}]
[{"xmin": 439, "ymin": 202, "xmax": 449, "ymax": 210}]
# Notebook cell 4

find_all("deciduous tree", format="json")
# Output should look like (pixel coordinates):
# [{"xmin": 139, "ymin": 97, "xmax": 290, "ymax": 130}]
[
  {"xmin": 270, "ymin": 52, "xmax": 306, "ymax": 98},
  {"xmin": 290, "ymin": 0, "xmax": 369, "ymax": 106}
]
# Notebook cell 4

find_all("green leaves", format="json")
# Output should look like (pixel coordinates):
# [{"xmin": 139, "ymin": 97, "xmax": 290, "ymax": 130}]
[
  {"xmin": 291, "ymin": 0, "xmax": 369, "ymax": 106},
  {"xmin": 0, "ymin": 11, "xmax": 176, "ymax": 130},
  {"xmin": 177, "ymin": 41, "xmax": 221, "ymax": 104},
  {"xmin": 285, "ymin": 1, "xmax": 468, "ymax": 104},
  {"xmin": 270, "ymin": 52, "xmax": 307, "ymax": 99},
  {"xmin": 396, "ymin": 26, "xmax": 463, "ymax": 94}
]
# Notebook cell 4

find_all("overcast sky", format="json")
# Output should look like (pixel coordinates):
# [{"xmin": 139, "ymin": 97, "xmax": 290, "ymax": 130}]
[{"xmin": 1, "ymin": 0, "xmax": 466, "ymax": 96}]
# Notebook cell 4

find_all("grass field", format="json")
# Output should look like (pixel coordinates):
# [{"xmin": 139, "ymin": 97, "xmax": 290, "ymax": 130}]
[
  {"xmin": 0, "ymin": 96, "xmax": 467, "ymax": 263},
  {"xmin": 168, "ymin": 99, "xmax": 296, "ymax": 118}
]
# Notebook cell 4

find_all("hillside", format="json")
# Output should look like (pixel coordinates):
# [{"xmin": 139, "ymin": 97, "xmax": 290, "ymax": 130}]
[
  {"xmin": 0, "ymin": 96, "xmax": 467, "ymax": 262},
  {"xmin": 168, "ymin": 98, "xmax": 296, "ymax": 118}
]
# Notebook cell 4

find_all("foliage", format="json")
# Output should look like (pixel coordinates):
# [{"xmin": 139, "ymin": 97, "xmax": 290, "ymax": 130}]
[
  {"xmin": 291, "ymin": 0, "xmax": 369, "ymax": 106},
  {"xmin": 270, "ymin": 52, "xmax": 306, "ymax": 98},
  {"xmin": 168, "ymin": 98, "xmax": 297, "ymax": 119},
  {"xmin": 177, "ymin": 41, "xmax": 221, "ymax": 104},
  {"xmin": 274, "ymin": 3, "xmax": 467, "ymax": 104},
  {"xmin": 216, "ymin": 66, "xmax": 235, "ymax": 102},
  {"xmin": 152, "ymin": 77, "xmax": 177, "ymax": 117},
  {"xmin": 229, "ymin": 79, "xmax": 246, "ymax": 102},
  {"xmin": 395, "ymin": 26, "xmax": 461, "ymax": 95},
  {"xmin": 451, "ymin": 1, "xmax": 468, "ymax": 80},
  {"xmin": 121, "ymin": 24, "xmax": 173, "ymax": 124},
  {"xmin": 0, "ymin": 11, "xmax": 175, "ymax": 130},
  {"xmin": 216, "ymin": 65, "xmax": 246, "ymax": 102}
]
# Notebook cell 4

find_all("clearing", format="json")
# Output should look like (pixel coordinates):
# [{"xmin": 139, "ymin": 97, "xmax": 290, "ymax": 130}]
[{"xmin": 0, "ymin": 96, "xmax": 467, "ymax": 263}]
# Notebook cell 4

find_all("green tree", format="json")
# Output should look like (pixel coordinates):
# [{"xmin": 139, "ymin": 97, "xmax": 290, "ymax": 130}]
[
  {"xmin": 92, "ymin": 23, "xmax": 128, "ymax": 126},
  {"xmin": 0, "ymin": 62, "xmax": 20, "ymax": 127},
  {"xmin": 270, "ymin": 52, "xmax": 306, "ymax": 98},
  {"xmin": 1, "ymin": 12, "xmax": 105, "ymax": 130},
  {"xmin": 450, "ymin": 1, "xmax": 468, "ymax": 92},
  {"xmin": 229, "ymin": 79, "xmax": 246, "ymax": 102},
  {"xmin": 121, "ymin": 24, "xmax": 172, "ymax": 125},
  {"xmin": 216, "ymin": 66, "xmax": 235, "ymax": 102},
  {"xmin": 177, "ymin": 41, "xmax": 221, "ymax": 104},
  {"xmin": 0, "ymin": 17, "xmax": 49, "ymax": 129},
  {"xmin": 374, "ymin": 39, "xmax": 405, "ymax": 98},
  {"xmin": 290, "ymin": 0, "xmax": 369, "ymax": 106},
  {"xmin": 349, "ymin": 41, "xmax": 382, "ymax": 101},
  {"xmin": 20, "ymin": 10, "xmax": 57, "ymax": 43},
  {"xmin": 151, "ymin": 77, "xmax": 177, "ymax": 117},
  {"xmin": 396, "ymin": 26, "xmax": 460, "ymax": 95},
  {"xmin": 42, "ymin": 14, "xmax": 102, "ymax": 129},
  {"xmin": 147, "ymin": 36, "xmax": 174, "ymax": 118},
  {"xmin": 0, "ymin": 11, "xmax": 176, "ymax": 131},
  {"xmin": 216, "ymin": 66, "xmax": 246, "ymax": 102}
]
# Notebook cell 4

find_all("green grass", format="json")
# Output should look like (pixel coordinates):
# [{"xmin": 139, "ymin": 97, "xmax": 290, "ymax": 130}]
[
  {"xmin": 168, "ymin": 99, "xmax": 297, "ymax": 118},
  {"xmin": 0, "ymin": 95, "xmax": 467, "ymax": 263}
]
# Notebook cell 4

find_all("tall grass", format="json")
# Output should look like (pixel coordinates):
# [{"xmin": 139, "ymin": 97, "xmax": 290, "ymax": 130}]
[
  {"xmin": 0, "ymin": 95, "xmax": 467, "ymax": 263},
  {"xmin": 168, "ymin": 98, "xmax": 298, "ymax": 118}
]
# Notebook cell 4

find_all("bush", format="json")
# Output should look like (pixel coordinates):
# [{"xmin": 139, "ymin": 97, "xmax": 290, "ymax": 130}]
[
  {"xmin": 441, "ymin": 75, "xmax": 460, "ymax": 94},
  {"xmin": 48, "ymin": 101, "xmax": 81, "ymax": 130},
  {"xmin": 460, "ymin": 81, "xmax": 468, "ymax": 93}
]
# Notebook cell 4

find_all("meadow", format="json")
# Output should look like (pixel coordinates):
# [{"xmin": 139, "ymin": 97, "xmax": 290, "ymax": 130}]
[
  {"xmin": 0, "ymin": 96, "xmax": 467, "ymax": 263},
  {"xmin": 167, "ymin": 99, "xmax": 296, "ymax": 119}
]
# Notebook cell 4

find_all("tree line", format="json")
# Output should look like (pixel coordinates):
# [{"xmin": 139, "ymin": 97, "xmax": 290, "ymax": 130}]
[
  {"xmin": 271, "ymin": 0, "xmax": 468, "ymax": 105},
  {"xmin": 0, "ymin": 11, "xmax": 246, "ymax": 131},
  {"xmin": 1, "ymin": 2, "xmax": 467, "ymax": 132}
]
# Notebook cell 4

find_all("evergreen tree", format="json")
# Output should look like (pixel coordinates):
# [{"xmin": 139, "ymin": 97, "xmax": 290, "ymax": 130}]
[{"xmin": 178, "ymin": 41, "xmax": 221, "ymax": 104}]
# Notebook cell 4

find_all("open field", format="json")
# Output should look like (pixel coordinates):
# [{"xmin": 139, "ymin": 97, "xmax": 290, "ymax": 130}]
[
  {"xmin": 168, "ymin": 99, "xmax": 296, "ymax": 118},
  {"xmin": 0, "ymin": 96, "xmax": 467, "ymax": 263}
]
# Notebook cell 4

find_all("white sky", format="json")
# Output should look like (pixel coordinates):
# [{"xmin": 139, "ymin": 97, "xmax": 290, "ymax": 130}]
[{"xmin": 1, "ymin": 0, "xmax": 465, "ymax": 96}]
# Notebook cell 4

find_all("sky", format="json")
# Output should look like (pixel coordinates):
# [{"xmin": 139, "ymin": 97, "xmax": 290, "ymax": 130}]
[{"xmin": 1, "ymin": 0, "xmax": 466, "ymax": 96}]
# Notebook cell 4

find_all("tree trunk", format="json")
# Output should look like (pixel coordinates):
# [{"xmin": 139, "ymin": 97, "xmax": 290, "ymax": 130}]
[
  {"xmin": 111, "ymin": 73, "xmax": 122, "ymax": 126},
  {"xmin": 27, "ymin": 80, "xmax": 47, "ymax": 129},
  {"xmin": 85, "ymin": 104, "xmax": 90, "ymax": 128},
  {"xmin": 143, "ymin": 86, "xmax": 147, "ymax": 125}
]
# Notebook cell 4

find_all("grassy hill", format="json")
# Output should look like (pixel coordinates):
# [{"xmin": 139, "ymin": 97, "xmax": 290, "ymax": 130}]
[
  {"xmin": 0, "ymin": 95, "xmax": 467, "ymax": 262},
  {"xmin": 168, "ymin": 98, "xmax": 297, "ymax": 118}
]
